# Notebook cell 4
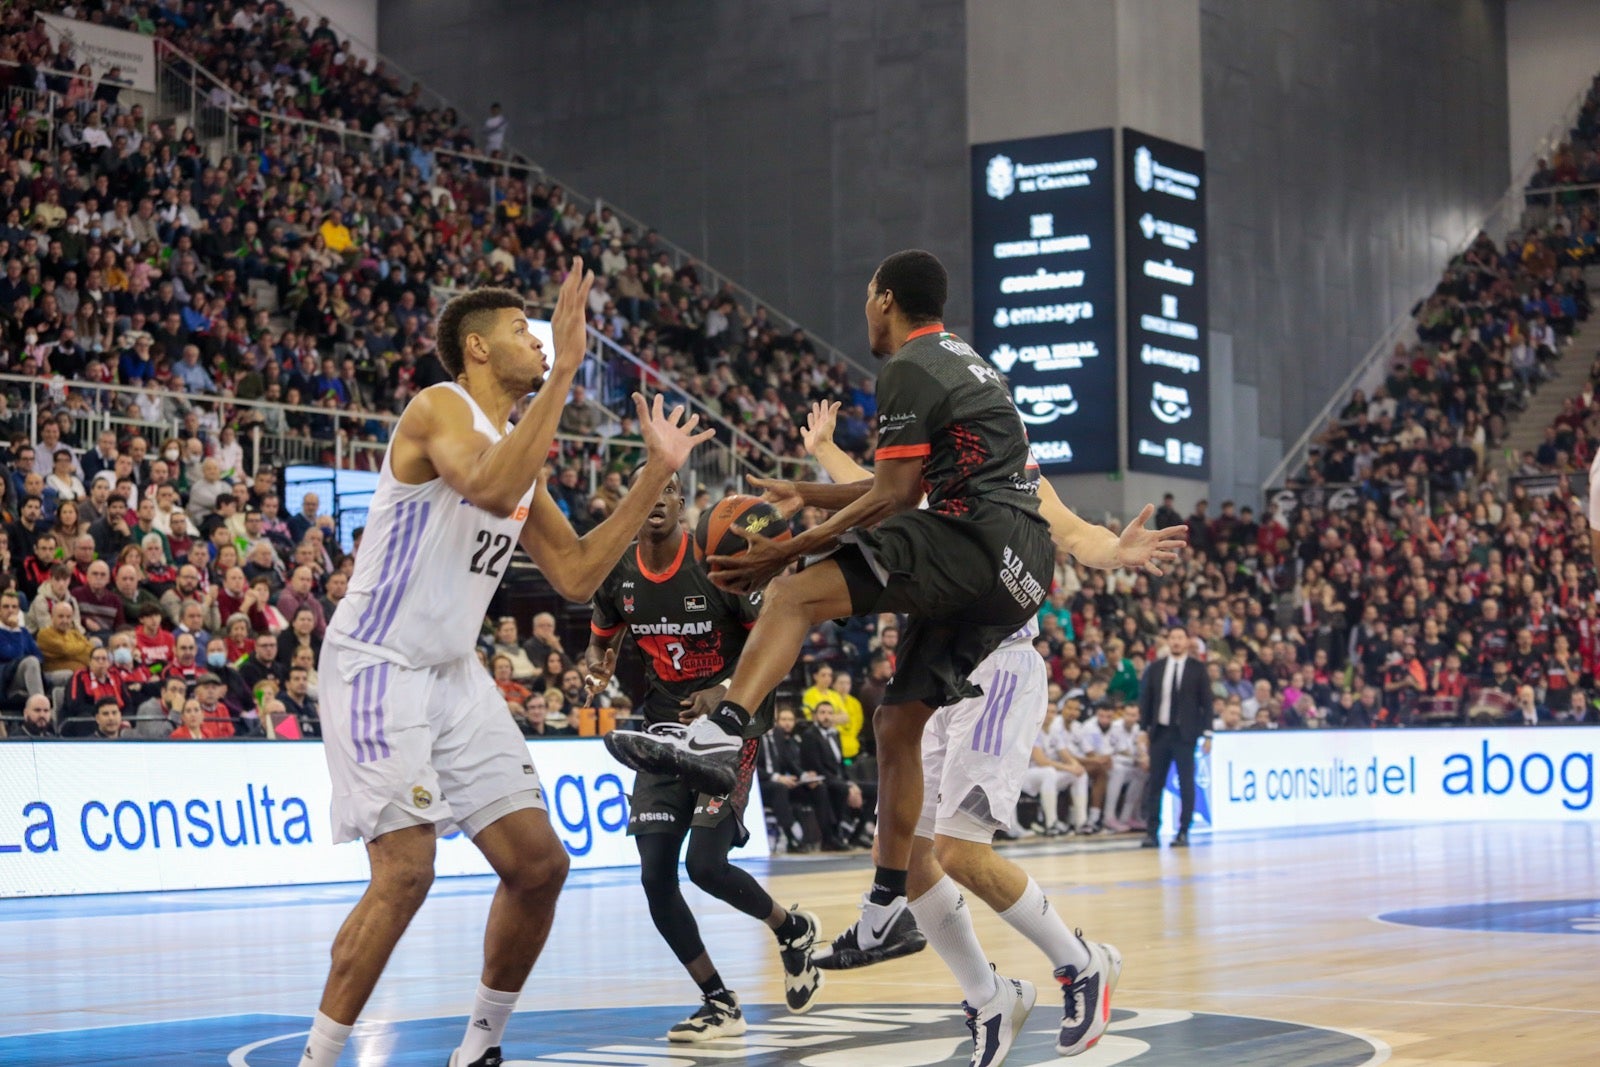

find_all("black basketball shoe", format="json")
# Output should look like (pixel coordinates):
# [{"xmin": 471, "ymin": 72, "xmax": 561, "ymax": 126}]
[
  {"xmin": 812, "ymin": 894, "xmax": 928, "ymax": 970},
  {"xmin": 604, "ymin": 718, "xmax": 741, "ymax": 796}
]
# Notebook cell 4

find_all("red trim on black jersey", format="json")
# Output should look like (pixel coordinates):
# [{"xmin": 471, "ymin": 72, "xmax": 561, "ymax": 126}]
[
  {"xmin": 905, "ymin": 323, "xmax": 946, "ymax": 342},
  {"xmin": 876, "ymin": 443, "xmax": 932, "ymax": 461},
  {"xmin": 637, "ymin": 529, "xmax": 690, "ymax": 583},
  {"xmin": 591, "ymin": 621, "xmax": 623, "ymax": 638}
]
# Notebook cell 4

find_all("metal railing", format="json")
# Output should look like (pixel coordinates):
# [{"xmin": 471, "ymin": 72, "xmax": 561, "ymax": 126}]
[{"xmin": 1261, "ymin": 81, "xmax": 1598, "ymax": 492}]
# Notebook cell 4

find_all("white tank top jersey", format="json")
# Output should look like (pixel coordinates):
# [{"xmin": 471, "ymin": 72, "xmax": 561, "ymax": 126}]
[
  {"xmin": 326, "ymin": 382, "xmax": 539, "ymax": 669},
  {"xmin": 1588, "ymin": 449, "xmax": 1600, "ymax": 530}
]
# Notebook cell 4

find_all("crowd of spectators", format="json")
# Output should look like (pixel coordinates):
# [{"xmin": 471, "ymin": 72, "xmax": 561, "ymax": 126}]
[{"xmin": 0, "ymin": 0, "xmax": 877, "ymax": 522}]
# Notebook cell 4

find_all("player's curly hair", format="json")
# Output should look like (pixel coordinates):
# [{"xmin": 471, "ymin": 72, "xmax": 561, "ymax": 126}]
[
  {"xmin": 436, "ymin": 287, "xmax": 526, "ymax": 379},
  {"xmin": 872, "ymin": 249, "xmax": 947, "ymax": 325}
]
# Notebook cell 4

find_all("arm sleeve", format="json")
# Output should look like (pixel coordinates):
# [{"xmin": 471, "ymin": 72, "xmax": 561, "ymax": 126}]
[
  {"xmin": 873, "ymin": 358, "xmax": 946, "ymax": 462},
  {"xmin": 589, "ymin": 573, "xmax": 624, "ymax": 638}
]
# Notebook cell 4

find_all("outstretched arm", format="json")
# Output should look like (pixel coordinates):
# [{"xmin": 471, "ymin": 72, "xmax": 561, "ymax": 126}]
[
  {"xmin": 391, "ymin": 263, "xmax": 595, "ymax": 517},
  {"xmin": 518, "ymin": 394, "xmax": 713, "ymax": 601},
  {"xmin": 1037, "ymin": 480, "xmax": 1187, "ymax": 575}
]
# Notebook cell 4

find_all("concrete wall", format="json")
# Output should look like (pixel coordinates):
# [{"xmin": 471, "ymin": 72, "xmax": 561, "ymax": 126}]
[
  {"xmin": 1506, "ymin": 0, "xmax": 1600, "ymax": 173},
  {"xmin": 1200, "ymin": 0, "xmax": 1509, "ymax": 508},
  {"xmin": 378, "ymin": 0, "xmax": 969, "ymax": 358}
]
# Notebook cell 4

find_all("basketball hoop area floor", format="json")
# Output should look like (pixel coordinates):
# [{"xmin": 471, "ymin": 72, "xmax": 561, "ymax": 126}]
[{"xmin": 4, "ymin": 821, "xmax": 1597, "ymax": 1066}]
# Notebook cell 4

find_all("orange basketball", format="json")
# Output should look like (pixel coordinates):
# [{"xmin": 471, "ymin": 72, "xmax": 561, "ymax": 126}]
[{"xmin": 695, "ymin": 494, "xmax": 791, "ymax": 562}]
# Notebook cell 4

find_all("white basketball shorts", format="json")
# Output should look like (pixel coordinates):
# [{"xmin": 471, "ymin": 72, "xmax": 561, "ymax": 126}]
[
  {"xmin": 917, "ymin": 641, "xmax": 1050, "ymax": 843},
  {"xmin": 320, "ymin": 638, "xmax": 547, "ymax": 844}
]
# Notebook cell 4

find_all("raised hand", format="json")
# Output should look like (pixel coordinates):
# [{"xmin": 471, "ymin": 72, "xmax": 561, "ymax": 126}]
[
  {"xmin": 801, "ymin": 399, "xmax": 842, "ymax": 456},
  {"xmin": 634, "ymin": 392, "xmax": 715, "ymax": 473},
  {"xmin": 1115, "ymin": 503, "xmax": 1189, "ymax": 576},
  {"xmin": 747, "ymin": 474, "xmax": 803, "ymax": 519},
  {"xmin": 549, "ymin": 257, "xmax": 595, "ymax": 374},
  {"xmin": 580, "ymin": 646, "xmax": 617, "ymax": 708}
]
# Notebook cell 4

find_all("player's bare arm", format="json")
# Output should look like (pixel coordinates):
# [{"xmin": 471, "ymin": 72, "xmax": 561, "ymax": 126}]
[
  {"xmin": 799, "ymin": 398, "xmax": 1186, "ymax": 576},
  {"xmin": 708, "ymin": 455, "xmax": 923, "ymax": 593},
  {"xmin": 518, "ymin": 394, "xmax": 714, "ymax": 601},
  {"xmin": 390, "ymin": 263, "xmax": 595, "ymax": 517},
  {"xmin": 678, "ymin": 682, "xmax": 730, "ymax": 723}
]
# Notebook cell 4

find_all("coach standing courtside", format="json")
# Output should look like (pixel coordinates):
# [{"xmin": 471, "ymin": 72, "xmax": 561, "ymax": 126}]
[{"xmin": 1138, "ymin": 626, "xmax": 1211, "ymax": 847}]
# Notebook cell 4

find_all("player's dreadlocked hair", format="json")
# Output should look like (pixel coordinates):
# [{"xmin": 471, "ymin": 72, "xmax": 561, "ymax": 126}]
[
  {"xmin": 872, "ymin": 249, "xmax": 948, "ymax": 326},
  {"xmin": 436, "ymin": 287, "xmax": 526, "ymax": 379}
]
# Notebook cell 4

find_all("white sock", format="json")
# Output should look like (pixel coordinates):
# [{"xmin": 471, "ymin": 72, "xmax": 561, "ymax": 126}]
[
  {"xmin": 297, "ymin": 1011, "xmax": 352, "ymax": 1067},
  {"xmin": 997, "ymin": 877, "xmax": 1091, "ymax": 973},
  {"xmin": 457, "ymin": 982, "xmax": 521, "ymax": 1062},
  {"xmin": 908, "ymin": 875, "xmax": 999, "ymax": 1006},
  {"xmin": 1088, "ymin": 807, "xmax": 1102, "ymax": 825}
]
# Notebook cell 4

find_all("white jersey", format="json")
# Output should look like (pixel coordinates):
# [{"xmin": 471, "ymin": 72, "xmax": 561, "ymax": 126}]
[
  {"xmin": 326, "ymin": 383, "xmax": 538, "ymax": 669},
  {"xmin": 1072, "ymin": 717, "xmax": 1114, "ymax": 757},
  {"xmin": 1588, "ymin": 449, "xmax": 1600, "ymax": 530}
]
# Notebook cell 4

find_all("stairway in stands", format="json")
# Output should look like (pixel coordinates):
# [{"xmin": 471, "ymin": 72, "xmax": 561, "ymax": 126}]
[{"xmin": 1497, "ymin": 265, "xmax": 1600, "ymax": 467}]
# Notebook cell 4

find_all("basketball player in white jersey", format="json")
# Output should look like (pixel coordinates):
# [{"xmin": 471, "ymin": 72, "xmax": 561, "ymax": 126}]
[
  {"xmin": 1588, "ymin": 449, "xmax": 1600, "ymax": 570},
  {"xmin": 296, "ymin": 261, "xmax": 714, "ymax": 1067},
  {"xmin": 798, "ymin": 400, "xmax": 1184, "ymax": 1062}
]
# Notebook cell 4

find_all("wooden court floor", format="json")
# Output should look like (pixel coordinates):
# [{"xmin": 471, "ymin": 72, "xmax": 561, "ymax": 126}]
[{"xmin": 3, "ymin": 821, "xmax": 1598, "ymax": 1065}]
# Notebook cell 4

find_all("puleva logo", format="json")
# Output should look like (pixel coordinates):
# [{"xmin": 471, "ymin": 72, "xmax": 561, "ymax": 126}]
[
  {"xmin": 986, "ymin": 154, "xmax": 1015, "ymax": 200},
  {"xmin": 1151, "ymin": 382, "xmax": 1192, "ymax": 425},
  {"xmin": 1134, "ymin": 145, "xmax": 1154, "ymax": 192},
  {"xmin": 219, "ymin": 1004, "xmax": 1387, "ymax": 1066}
]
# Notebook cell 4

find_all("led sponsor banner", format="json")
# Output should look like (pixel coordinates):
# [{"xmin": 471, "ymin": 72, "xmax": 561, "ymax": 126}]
[
  {"xmin": 1123, "ymin": 131, "xmax": 1209, "ymax": 478},
  {"xmin": 971, "ymin": 130, "xmax": 1119, "ymax": 472},
  {"xmin": 1265, "ymin": 482, "xmax": 1429, "ymax": 522},
  {"xmin": 39, "ymin": 14, "xmax": 158, "ymax": 93},
  {"xmin": 1206, "ymin": 728, "xmax": 1599, "ymax": 831},
  {"xmin": 0, "ymin": 740, "xmax": 766, "ymax": 899}
]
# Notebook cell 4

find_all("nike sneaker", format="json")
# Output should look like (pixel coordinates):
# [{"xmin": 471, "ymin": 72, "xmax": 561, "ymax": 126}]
[
  {"xmin": 813, "ymin": 894, "xmax": 928, "ymax": 970},
  {"xmin": 1053, "ymin": 935, "xmax": 1122, "ymax": 1056},
  {"xmin": 778, "ymin": 906, "xmax": 824, "ymax": 1012},
  {"xmin": 604, "ymin": 717, "xmax": 741, "ymax": 796},
  {"xmin": 667, "ymin": 990, "xmax": 746, "ymax": 1043},
  {"xmin": 446, "ymin": 1047, "xmax": 502, "ymax": 1067},
  {"xmin": 963, "ymin": 973, "xmax": 1036, "ymax": 1067}
]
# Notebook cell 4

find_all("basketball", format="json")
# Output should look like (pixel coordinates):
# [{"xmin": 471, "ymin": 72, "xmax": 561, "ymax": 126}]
[{"xmin": 694, "ymin": 494, "xmax": 791, "ymax": 562}]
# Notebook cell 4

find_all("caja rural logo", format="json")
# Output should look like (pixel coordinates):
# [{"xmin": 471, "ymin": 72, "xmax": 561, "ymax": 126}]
[{"xmin": 230, "ymin": 1002, "xmax": 1386, "ymax": 1066}]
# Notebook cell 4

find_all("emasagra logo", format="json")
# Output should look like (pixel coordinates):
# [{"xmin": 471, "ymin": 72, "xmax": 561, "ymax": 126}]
[
  {"xmin": 986, "ymin": 154, "xmax": 1016, "ymax": 200},
  {"xmin": 220, "ymin": 1003, "xmax": 1389, "ymax": 1066},
  {"xmin": 1134, "ymin": 145, "xmax": 1154, "ymax": 192}
]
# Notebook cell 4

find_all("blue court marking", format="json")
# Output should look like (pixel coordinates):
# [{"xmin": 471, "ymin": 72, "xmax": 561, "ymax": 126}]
[
  {"xmin": 1379, "ymin": 898, "xmax": 1600, "ymax": 935},
  {"xmin": 0, "ymin": 1004, "xmax": 1387, "ymax": 1067}
]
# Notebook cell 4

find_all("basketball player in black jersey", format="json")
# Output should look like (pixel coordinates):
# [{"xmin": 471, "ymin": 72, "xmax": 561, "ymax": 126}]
[
  {"xmin": 609, "ymin": 249, "xmax": 1087, "ymax": 1064},
  {"xmin": 585, "ymin": 468, "xmax": 823, "ymax": 1042}
]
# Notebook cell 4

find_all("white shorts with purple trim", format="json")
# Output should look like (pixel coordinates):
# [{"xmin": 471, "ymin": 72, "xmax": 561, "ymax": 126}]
[
  {"xmin": 916, "ymin": 640, "xmax": 1049, "ymax": 843},
  {"xmin": 320, "ymin": 638, "xmax": 546, "ymax": 845}
]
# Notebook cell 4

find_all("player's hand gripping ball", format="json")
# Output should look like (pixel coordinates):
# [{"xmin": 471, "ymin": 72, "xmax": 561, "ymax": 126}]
[{"xmin": 694, "ymin": 495, "xmax": 791, "ymax": 567}]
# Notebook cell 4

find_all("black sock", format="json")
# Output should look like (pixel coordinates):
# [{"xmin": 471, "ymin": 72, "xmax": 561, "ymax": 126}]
[
  {"xmin": 774, "ymin": 909, "xmax": 807, "ymax": 944},
  {"xmin": 697, "ymin": 971, "xmax": 730, "ymax": 1000},
  {"xmin": 869, "ymin": 867, "xmax": 908, "ymax": 906},
  {"xmin": 710, "ymin": 700, "xmax": 751, "ymax": 737}
]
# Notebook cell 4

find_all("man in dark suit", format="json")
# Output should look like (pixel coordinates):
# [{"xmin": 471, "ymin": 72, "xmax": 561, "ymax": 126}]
[
  {"xmin": 800, "ymin": 702, "xmax": 873, "ymax": 849},
  {"xmin": 1138, "ymin": 626, "xmax": 1212, "ymax": 847},
  {"xmin": 758, "ymin": 706, "xmax": 811, "ymax": 850}
]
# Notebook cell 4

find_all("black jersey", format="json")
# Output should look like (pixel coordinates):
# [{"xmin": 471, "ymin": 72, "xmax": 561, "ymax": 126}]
[
  {"xmin": 874, "ymin": 324, "xmax": 1043, "ymax": 519},
  {"xmin": 590, "ymin": 529, "xmax": 772, "ymax": 736}
]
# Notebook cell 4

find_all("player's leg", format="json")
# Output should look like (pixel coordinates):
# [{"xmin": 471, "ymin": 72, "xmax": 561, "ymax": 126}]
[
  {"xmin": 1172, "ymin": 739, "xmax": 1197, "ymax": 840},
  {"xmin": 431, "ymin": 660, "xmax": 569, "ymax": 1067},
  {"xmin": 604, "ymin": 562, "xmax": 855, "ymax": 795},
  {"xmin": 1103, "ymin": 759, "xmax": 1131, "ymax": 831},
  {"xmin": 299, "ymin": 822, "xmax": 438, "ymax": 1067},
  {"xmin": 1067, "ymin": 771, "xmax": 1090, "ymax": 832},
  {"xmin": 684, "ymin": 814, "xmax": 823, "ymax": 1013},
  {"xmin": 1142, "ymin": 730, "xmax": 1177, "ymax": 845}
]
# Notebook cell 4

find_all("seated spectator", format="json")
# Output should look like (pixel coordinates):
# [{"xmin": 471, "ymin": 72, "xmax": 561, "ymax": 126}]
[
  {"xmin": 115, "ymin": 563, "xmax": 162, "ymax": 622},
  {"xmin": 830, "ymin": 671, "xmax": 866, "ymax": 760},
  {"xmin": 519, "ymin": 694, "xmax": 575, "ymax": 738},
  {"xmin": 491, "ymin": 617, "xmax": 541, "ymax": 684},
  {"xmin": 758, "ymin": 705, "xmax": 810, "ymax": 851},
  {"xmin": 169, "ymin": 699, "xmax": 228, "ymax": 740},
  {"xmin": 276, "ymin": 566, "xmax": 327, "ymax": 639},
  {"xmin": 800, "ymin": 664, "xmax": 840, "ymax": 720},
  {"xmin": 1019, "ymin": 702, "xmax": 1086, "ymax": 836},
  {"xmin": 72, "ymin": 559, "xmax": 124, "ymax": 636},
  {"xmin": 0, "ymin": 590, "xmax": 45, "ymax": 703},
  {"xmin": 493, "ymin": 654, "xmax": 533, "ymax": 708},
  {"xmin": 87, "ymin": 698, "xmax": 125, "ymax": 741},
  {"xmin": 131, "ymin": 602, "xmax": 175, "ymax": 670},
  {"xmin": 239, "ymin": 632, "xmax": 288, "ymax": 694},
  {"xmin": 62, "ymin": 644, "xmax": 122, "ymax": 723},
  {"xmin": 192, "ymin": 671, "xmax": 238, "ymax": 737},
  {"xmin": 24, "ymin": 562, "xmax": 80, "ymax": 634},
  {"xmin": 135, "ymin": 675, "xmax": 191, "ymax": 740},
  {"xmin": 524, "ymin": 611, "xmax": 566, "ymax": 667},
  {"xmin": 1070, "ymin": 704, "xmax": 1118, "ymax": 834},
  {"xmin": 12, "ymin": 693, "xmax": 59, "ymax": 739},
  {"xmin": 800, "ymin": 702, "xmax": 872, "ymax": 850},
  {"xmin": 281, "ymin": 665, "xmax": 320, "ymax": 738}
]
